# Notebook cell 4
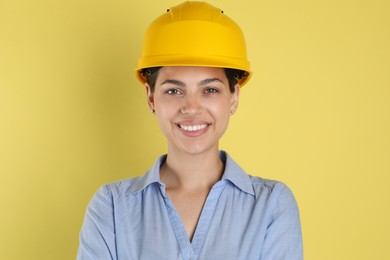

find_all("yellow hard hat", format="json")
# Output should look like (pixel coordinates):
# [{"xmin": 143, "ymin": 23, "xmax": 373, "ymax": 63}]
[{"xmin": 136, "ymin": 1, "xmax": 252, "ymax": 87}]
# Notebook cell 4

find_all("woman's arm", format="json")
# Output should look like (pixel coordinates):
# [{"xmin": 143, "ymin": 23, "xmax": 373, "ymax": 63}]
[
  {"xmin": 260, "ymin": 184, "xmax": 303, "ymax": 259},
  {"xmin": 77, "ymin": 186, "xmax": 117, "ymax": 260}
]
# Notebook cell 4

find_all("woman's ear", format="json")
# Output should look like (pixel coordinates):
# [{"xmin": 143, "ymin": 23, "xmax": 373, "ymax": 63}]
[
  {"xmin": 230, "ymin": 84, "xmax": 240, "ymax": 115},
  {"xmin": 145, "ymin": 83, "xmax": 155, "ymax": 113}
]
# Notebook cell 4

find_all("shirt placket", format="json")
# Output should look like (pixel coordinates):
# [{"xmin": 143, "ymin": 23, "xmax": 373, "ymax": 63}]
[
  {"xmin": 160, "ymin": 181, "xmax": 226, "ymax": 260},
  {"xmin": 191, "ymin": 182, "xmax": 226, "ymax": 259},
  {"xmin": 164, "ymin": 196, "xmax": 195, "ymax": 260}
]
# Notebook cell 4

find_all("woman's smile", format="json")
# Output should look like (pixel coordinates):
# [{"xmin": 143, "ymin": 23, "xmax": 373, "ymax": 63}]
[{"xmin": 176, "ymin": 121, "xmax": 211, "ymax": 137}]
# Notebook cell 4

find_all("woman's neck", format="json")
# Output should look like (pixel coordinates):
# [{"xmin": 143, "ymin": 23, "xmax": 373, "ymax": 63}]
[{"xmin": 160, "ymin": 148, "xmax": 224, "ymax": 192}]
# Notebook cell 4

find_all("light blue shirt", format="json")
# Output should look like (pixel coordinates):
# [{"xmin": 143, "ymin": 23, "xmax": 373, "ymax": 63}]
[{"xmin": 77, "ymin": 151, "xmax": 303, "ymax": 260}]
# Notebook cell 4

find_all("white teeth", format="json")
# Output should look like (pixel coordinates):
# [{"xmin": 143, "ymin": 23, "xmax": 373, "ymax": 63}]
[{"xmin": 179, "ymin": 124, "xmax": 208, "ymax": 132}]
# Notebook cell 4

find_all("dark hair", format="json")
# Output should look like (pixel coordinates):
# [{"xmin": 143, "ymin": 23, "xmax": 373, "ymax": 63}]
[{"xmin": 141, "ymin": 67, "xmax": 246, "ymax": 93}]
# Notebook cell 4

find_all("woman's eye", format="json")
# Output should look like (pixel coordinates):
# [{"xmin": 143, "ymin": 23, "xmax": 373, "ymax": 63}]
[
  {"xmin": 165, "ymin": 89, "xmax": 182, "ymax": 95},
  {"xmin": 204, "ymin": 88, "xmax": 219, "ymax": 94}
]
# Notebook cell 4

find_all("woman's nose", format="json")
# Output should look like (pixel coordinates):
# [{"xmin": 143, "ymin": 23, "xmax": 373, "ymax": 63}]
[{"xmin": 180, "ymin": 94, "xmax": 203, "ymax": 115}]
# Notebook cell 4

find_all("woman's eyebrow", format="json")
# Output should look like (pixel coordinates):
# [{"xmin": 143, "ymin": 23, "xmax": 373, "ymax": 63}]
[
  {"xmin": 160, "ymin": 78, "xmax": 224, "ymax": 87},
  {"xmin": 161, "ymin": 79, "xmax": 186, "ymax": 87},
  {"xmin": 198, "ymin": 78, "xmax": 224, "ymax": 86}
]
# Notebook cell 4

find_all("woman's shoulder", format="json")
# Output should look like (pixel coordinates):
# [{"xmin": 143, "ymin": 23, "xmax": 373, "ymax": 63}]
[
  {"xmin": 97, "ymin": 176, "xmax": 145, "ymax": 198},
  {"xmin": 247, "ymin": 174, "xmax": 297, "ymax": 202},
  {"xmin": 248, "ymin": 175, "xmax": 285, "ymax": 190}
]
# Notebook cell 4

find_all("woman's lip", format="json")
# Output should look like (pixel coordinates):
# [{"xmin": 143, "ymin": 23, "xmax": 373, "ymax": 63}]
[
  {"xmin": 176, "ymin": 120, "xmax": 210, "ymax": 125},
  {"xmin": 176, "ymin": 122, "xmax": 211, "ymax": 136},
  {"xmin": 175, "ymin": 120, "xmax": 211, "ymax": 127},
  {"xmin": 178, "ymin": 123, "xmax": 209, "ymax": 131}
]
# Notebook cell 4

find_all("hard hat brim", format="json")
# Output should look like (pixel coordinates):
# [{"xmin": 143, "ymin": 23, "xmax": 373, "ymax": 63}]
[{"xmin": 136, "ymin": 55, "xmax": 251, "ymax": 87}]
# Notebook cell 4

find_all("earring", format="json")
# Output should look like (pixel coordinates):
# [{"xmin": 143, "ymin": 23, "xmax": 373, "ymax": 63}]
[{"xmin": 151, "ymin": 109, "xmax": 155, "ymax": 114}]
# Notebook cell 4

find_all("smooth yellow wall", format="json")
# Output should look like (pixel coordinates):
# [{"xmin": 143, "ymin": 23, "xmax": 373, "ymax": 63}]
[{"xmin": 1, "ymin": 0, "xmax": 389, "ymax": 259}]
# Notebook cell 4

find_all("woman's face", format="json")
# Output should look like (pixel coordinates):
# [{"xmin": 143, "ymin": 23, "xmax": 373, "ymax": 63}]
[{"xmin": 146, "ymin": 66, "xmax": 239, "ymax": 155}]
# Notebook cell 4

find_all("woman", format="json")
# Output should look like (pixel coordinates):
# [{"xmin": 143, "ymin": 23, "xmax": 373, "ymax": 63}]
[{"xmin": 77, "ymin": 2, "xmax": 303, "ymax": 259}]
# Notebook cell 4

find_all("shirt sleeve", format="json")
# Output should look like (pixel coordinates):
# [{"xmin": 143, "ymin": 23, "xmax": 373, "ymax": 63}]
[
  {"xmin": 260, "ymin": 183, "xmax": 303, "ymax": 260},
  {"xmin": 77, "ymin": 185, "xmax": 117, "ymax": 260}
]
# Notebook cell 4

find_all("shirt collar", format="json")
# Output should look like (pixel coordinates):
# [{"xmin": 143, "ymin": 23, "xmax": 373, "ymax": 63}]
[
  {"xmin": 219, "ymin": 151, "xmax": 255, "ymax": 196},
  {"xmin": 127, "ymin": 155, "xmax": 166, "ymax": 194},
  {"xmin": 128, "ymin": 151, "xmax": 254, "ymax": 196}
]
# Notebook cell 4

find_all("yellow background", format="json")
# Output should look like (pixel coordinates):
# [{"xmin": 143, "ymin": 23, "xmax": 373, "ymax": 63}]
[{"xmin": 1, "ymin": 0, "xmax": 389, "ymax": 259}]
